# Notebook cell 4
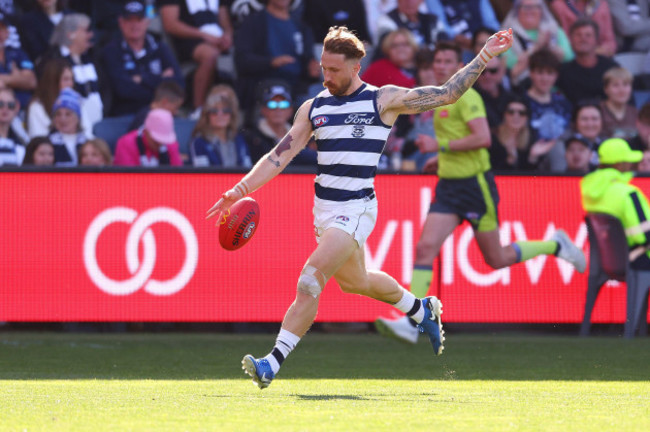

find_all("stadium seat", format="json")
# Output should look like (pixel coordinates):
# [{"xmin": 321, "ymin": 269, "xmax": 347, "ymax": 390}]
[
  {"xmin": 93, "ymin": 115, "xmax": 135, "ymax": 153},
  {"xmin": 634, "ymin": 90, "xmax": 650, "ymax": 109},
  {"xmin": 581, "ymin": 213, "xmax": 649, "ymax": 337},
  {"xmin": 174, "ymin": 118, "xmax": 196, "ymax": 157},
  {"xmin": 613, "ymin": 52, "xmax": 647, "ymax": 76}
]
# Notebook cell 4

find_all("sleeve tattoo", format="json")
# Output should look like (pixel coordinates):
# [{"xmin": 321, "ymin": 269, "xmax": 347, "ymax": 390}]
[{"xmin": 402, "ymin": 59, "xmax": 485, "ymax": 113}]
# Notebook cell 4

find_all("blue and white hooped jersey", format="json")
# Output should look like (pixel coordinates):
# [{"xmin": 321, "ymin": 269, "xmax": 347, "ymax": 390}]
[{"xmin": 309, "ymin": 83, "xmax": 392, "ymax": 204}]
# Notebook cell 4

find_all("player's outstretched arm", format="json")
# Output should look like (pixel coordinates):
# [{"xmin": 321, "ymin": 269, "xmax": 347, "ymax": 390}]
[
  {"xmin": 378, "ymin": 29, "xmax": 513, "ymax": 119},
  {"xmin": 206, "ymin": 99, "xmax": 314, "ymax": 221}
]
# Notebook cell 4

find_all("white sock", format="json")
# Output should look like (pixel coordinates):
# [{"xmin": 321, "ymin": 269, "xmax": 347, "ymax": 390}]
[
  {"xmin": 263, "ymin": 328, "xmax": 301, "ymax": 374},
  {"xmin": 393, "ymin": 289, "xmax": 425, "ymax": 323}
]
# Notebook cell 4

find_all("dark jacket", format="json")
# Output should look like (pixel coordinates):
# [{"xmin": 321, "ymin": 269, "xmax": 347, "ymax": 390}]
[
  {"xmin": 101, "ymin": 33, "xmax": 183, "ymax": 116},
  {"xmin": 19, "ymin": 9, "xmax": 71, "ymax": 62},
  {"xmin": 234, "ymin": 9, "xmax": 316, "ymax": 110}
]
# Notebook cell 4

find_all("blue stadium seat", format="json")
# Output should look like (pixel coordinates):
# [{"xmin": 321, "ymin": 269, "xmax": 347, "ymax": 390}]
[
  {"xmin": 93, "ymin": 115, "xmax": 135, "ymax": 153},
  {"xmin": 634, "ymin": 90, "xmax": 650, "ymax": 109},
  {"xmin": 174, "ymin": 118, "xmax": 196, "ymax": 157}
]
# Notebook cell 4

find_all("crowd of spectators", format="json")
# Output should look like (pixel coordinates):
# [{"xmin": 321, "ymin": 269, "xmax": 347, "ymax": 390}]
[{"xmin": 2, "ymin": 0, "xmax": 650, "ymax": 175}]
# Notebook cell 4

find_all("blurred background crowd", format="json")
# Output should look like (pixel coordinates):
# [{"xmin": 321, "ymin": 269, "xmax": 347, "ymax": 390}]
[{"xmin": 2, "ymin": 0, "xmax": 650, "ymax": 174}]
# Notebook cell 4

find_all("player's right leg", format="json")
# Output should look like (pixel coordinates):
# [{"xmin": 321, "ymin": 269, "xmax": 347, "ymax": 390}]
[
  {"xmin": 375, "ymin": 212, "xmax": 459, "ymax": 346},
  {"xmin": 242, "ymin": 227, "xmax": 359, "ymax": 389}
]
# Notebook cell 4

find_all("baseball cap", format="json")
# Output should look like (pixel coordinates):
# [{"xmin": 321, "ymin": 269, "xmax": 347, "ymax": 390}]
[
  {"xmin": 121, "ymin": 1, "xmax": 146, "ymax": 18},
  {"xmin": 564, "ymin": 134, "xmax": 592, "ymax": 149},
  {"xmin": 145, "ymin": 109, "xmax": 176, "ymax": 145},
  {"xmin": 263, "ymin": 84, "xmax": 292, "ymax": 103},
  {"xmin": 598, "ymin": 138, "xmax": 643, "ymax": 164},
  {"xmin": 52, "ymin": 88, "xmax": 82, "ymax": 119}
]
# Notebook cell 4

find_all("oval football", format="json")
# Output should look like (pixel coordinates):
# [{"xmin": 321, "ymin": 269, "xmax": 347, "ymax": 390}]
[{"xmin": 219, "ymin": 197, "xmax": 260, "ymax": 251}]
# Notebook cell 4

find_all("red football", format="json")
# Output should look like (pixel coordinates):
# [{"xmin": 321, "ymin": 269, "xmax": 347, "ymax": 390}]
[{"xmin": 219, "ymin": 197, "xmax": 260, "ymax": 251}]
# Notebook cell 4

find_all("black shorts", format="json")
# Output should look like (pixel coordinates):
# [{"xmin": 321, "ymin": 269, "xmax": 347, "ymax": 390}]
[
  {"xmin": 429, "ymin": 171, "xmax": 500, "ymax": 232},
  {"xmin": 173, "ymin": 38, "xmax": 202, "ymax": 63}
]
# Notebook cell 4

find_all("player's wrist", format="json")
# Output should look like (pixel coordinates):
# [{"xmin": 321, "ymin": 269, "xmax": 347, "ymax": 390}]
[
  {"xmin": 478, "ymin": 46, "xmax": 495, "ymax": 65},
  {"xmin": 232, "ymin": 180, "xmax": 250, "ymax": 199}
]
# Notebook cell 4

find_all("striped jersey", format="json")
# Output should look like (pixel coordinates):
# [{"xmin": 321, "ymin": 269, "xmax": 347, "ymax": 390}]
[{"xmin": 308, "ymin": 83, "xmax": 392, "ymax": 203}]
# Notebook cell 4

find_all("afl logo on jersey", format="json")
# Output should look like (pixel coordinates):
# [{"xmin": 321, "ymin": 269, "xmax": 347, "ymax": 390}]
[{"xmin": 314, "ymin": 116, "xmax": 329, "ymax": 127}]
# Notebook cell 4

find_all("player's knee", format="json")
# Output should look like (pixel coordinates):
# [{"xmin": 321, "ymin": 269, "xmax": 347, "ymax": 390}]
[{"xmin": 297, "ymin": 265, "xmax": 326, "ymax": 298}]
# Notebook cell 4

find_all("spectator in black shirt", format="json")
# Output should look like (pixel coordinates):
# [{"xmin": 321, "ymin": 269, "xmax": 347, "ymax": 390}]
[
  {"xmin": 557, "ymin": 18, "xmax": 618, "ymax": 106},
  {"xmin": 18, "ymin": 0, "xmax": 69, "ymax": 63},
  {"xmin": 303, "ymin": 0, "xmax": 371, "ymax": 44}
]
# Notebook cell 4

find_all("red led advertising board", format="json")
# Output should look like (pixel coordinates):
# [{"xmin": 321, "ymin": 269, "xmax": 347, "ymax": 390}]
[{"xmin": 0, "ymin": 172, "xmax": 644, "ymax": 323}]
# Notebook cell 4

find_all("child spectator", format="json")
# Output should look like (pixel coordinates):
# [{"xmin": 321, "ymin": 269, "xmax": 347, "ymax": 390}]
[
  {"xmin": 564, "ymin": 134, "xmax": 594, "ymax": 173},
  {"xmin": 48, "ymin": 88, "xmax": 87, "ymax": 166},
  {"xmin": 189, "ymin": 84, "xmax": 251, "ymax": 168},
  {"xmin": 522, "ymin": 48, "xmax": 572, "ymax": 172},
  {"xmin": 128, "ymin": 80, "xmax": 186, "ymax": 131},
  {"xmin": 600, "ymin": 67, "xmax": 638, "ymax": 141},
  {"xmin": 79, "ymin": 138, "xmax": 112, "ymax": 166},
  {"xmin": 22, "ymin": 136, "xmax": 55, "ymax": 166}
]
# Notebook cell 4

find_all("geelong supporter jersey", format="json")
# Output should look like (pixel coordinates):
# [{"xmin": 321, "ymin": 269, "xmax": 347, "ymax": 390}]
[{"xmin": 309, "ymin": 83, "xmax": 391, "ymax": 203}]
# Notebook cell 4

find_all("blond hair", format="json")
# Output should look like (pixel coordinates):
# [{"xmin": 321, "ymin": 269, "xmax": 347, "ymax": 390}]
[
  {"xmin": 603, "ymin": 67, "xmax": 633, "ymax": 87},
  {"xmin": 193, "ymin": 84, "xmax": 240, "ymax": 140},
  {"xmin": 380, "ymin": 28, "xmax": 418, "ymax": 57}
]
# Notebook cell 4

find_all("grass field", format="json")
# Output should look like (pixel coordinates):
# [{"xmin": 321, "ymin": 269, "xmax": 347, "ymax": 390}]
[{"xmin": 1, "ymin": 331, "xmax": 649, "ymax": 432}]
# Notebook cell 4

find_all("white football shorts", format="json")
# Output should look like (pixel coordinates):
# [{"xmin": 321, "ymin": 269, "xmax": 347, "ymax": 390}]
[{"xmin": 313, "ymin": 197, "xmax": 378, "ymax": 247}]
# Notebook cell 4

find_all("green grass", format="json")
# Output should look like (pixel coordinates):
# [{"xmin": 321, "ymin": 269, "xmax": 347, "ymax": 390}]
[{"xmin": 1, "ymin": 332, "xmax": 649, "ymax": 431}]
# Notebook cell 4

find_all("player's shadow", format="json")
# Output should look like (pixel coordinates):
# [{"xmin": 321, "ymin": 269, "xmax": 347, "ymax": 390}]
[{"xmin": 295, "ymin": 394, "xmax": 368, "ymax": 401}]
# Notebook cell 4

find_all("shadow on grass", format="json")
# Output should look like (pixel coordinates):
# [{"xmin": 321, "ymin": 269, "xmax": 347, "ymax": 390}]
[{"xmin": 0, "ymin": 332, "xmax": 648, "ymax": 381}]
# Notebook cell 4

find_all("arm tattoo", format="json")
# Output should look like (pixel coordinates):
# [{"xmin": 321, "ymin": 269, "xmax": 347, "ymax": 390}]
[
  {"xmin": 376, "ymin": 86, "xmax": 401, "ymax": 113},
  {"xmin": 266, "ymin": 155, "xmax": 281, "ymax": 167},
  {"xmin": 274, "ymin": 134, "xmax": 293, "ymax": 157},
  {"xmin": 403, "ymin": 57, "xmax": 486, "ymax": 113}
]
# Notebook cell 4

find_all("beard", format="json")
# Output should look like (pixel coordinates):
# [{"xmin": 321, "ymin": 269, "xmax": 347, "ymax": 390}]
[{"xmin": 324, "ymin": 76, "xmax": 353, "ymax": 96}]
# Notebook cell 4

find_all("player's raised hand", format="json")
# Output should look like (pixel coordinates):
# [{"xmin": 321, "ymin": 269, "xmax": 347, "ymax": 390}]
[{"xmin": 480, "ymin": 28, "xmax": 513, "ymax": 62}]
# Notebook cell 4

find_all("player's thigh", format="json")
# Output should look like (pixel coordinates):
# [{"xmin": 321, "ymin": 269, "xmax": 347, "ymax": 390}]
[
  {"xmin": 332, "ymin": 244, "xmax": 369, "ymax": 292},
  {"xmin": 305, "ymin": 227, "xmax": 359, "ymax": 279}
]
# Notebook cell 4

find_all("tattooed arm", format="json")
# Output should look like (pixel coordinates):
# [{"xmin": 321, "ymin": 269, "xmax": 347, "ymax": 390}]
[
  {"xmin": 206, "ymin": 99, "xmax": 314, "ymax": 220},
  {"xmin": 377, "ymin": 29, "xmax": 514, "ymax": 124}
]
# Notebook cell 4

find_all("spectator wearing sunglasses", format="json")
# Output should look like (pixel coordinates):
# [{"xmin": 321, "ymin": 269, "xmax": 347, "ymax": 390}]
[
  {"xmin": 243, "ymin": 82, "xmax": 317, "ymax": 166},
  {"xmin": 489, "ymin": 96, "xmax": 533, "ymax": 171},
  {"xmin": 0, "ymin": 87, "xmax": 26, "ymax": 166},
  {"xmin": 189, "ymin": 84, "xmax": 251, "ymax": 168}
]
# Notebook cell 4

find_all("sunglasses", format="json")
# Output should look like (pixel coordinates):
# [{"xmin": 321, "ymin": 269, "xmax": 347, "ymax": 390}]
[
  {"xmin": 485, "ymin": 67, "xmax": 500, "ymax": 74},
  {"xmin": 0, "ymin": 101, "xmax": 17, "ymax": 110},
  {"xmin": 266, "ymin": 100, "xmax": 290, "ymax": 110},
  {"xmin": 506, "ymin": 108, "xmax": 528, "ymax": 116},
  {"xmin": 207, "ymin": 107, "xmax": 232, "ymax": 115}
]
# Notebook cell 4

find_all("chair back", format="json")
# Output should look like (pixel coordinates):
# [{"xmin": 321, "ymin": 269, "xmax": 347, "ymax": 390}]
[
  {"xmin": 93, "ymin": 115, "xmax": 135, "ymax": 153},
  {"xmin": 585, "ymin": 213, "xmax": 628, "ymax": 281}
]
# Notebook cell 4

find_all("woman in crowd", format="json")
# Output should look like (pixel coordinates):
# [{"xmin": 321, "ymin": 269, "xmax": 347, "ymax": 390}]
[
  {"xmin": 48, "ymin": 88, "xmax": 87, "ymax": 166},
  {"xmin": 490, "ymin": 96, "xmax": 533, "ymax": 171},
  {"xmin": 361, "ymin": 28, "xmax": 418, "ymax": 88},
  {"xmin": 42, "ymin": 13, "xmax": 103, "ymax": 131},
  {"xmin": 501, "ymin": 0, "xmax": 573, "ymax": 87},
  {"xmin": 599, "ymin": 67, "xmax": 638, "ymax": 141},
  {"xmin": 22, "ymin": 136, "xmax": 55, "ymax": 166},
  {"xmin": 27, "ymin": 58, "xmax": 93, "ymax": 138},
  {"xmin": 79, "ymin": 138, "xmax": 112, "ymax": 166},
  {"xmin": 189, "ymin": 84, "xmax": 251, "ymax": 168}
]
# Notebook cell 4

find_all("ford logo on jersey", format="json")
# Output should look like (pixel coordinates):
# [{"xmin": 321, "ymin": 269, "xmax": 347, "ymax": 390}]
[{"xmin": 314, "ymin": 116, "xmax": 329, "ymax": 127}]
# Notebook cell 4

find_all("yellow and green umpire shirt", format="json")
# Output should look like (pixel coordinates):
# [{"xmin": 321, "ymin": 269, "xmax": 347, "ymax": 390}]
[
  {"xmin": 581, "ymin": 167, "xmax": 650, "ymax": 266},
  {"xmin": 433, "ymin": 87, "xmax": 490, "ymax": 179}
]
